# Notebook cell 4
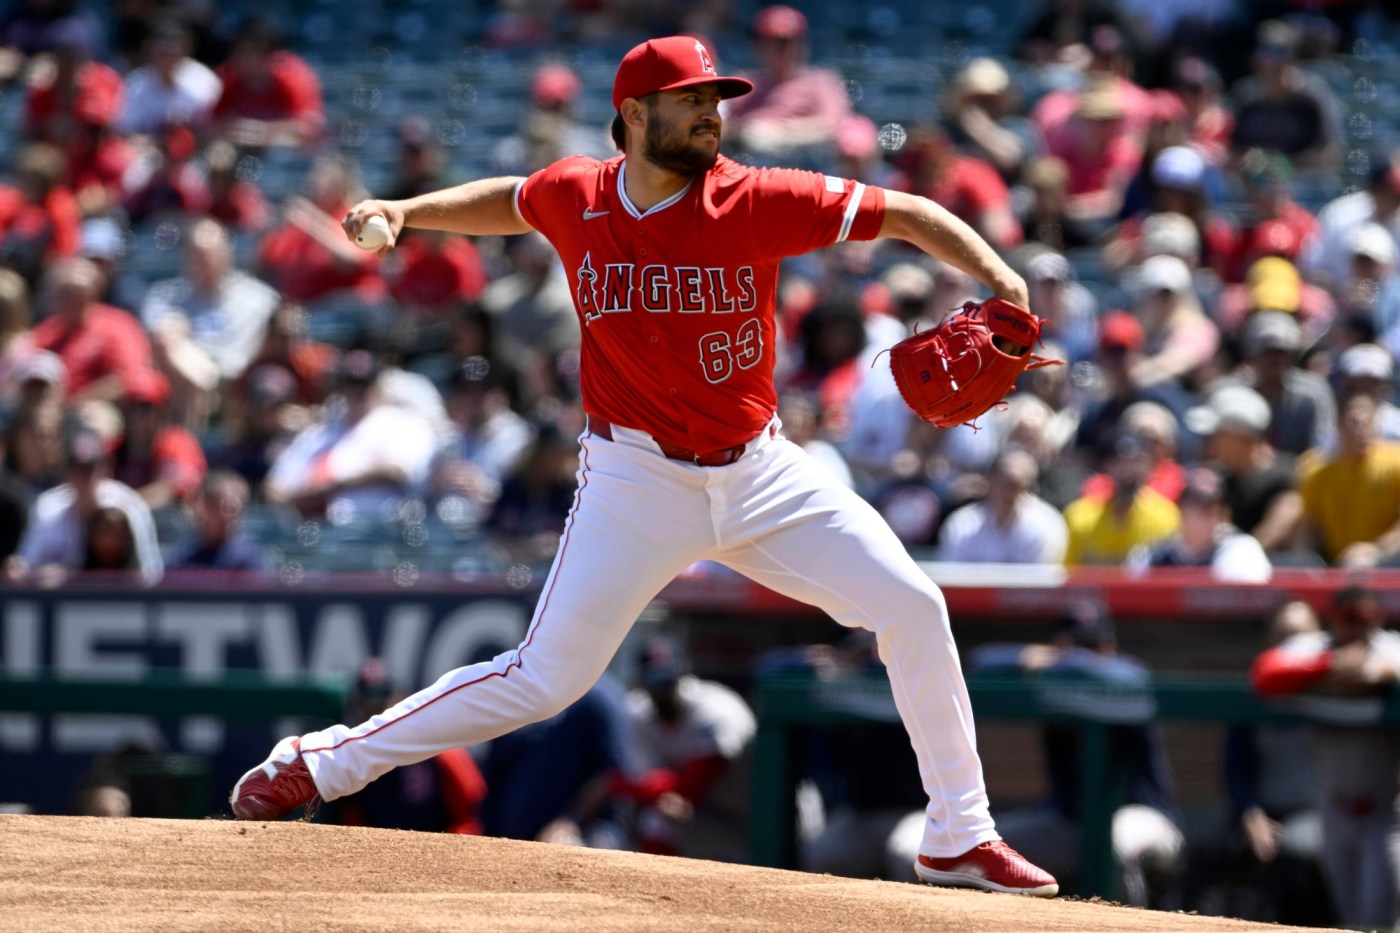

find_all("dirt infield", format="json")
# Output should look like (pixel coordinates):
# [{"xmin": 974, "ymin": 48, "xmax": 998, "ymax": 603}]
[{"xmin": 0, "ymin": 815, "xmax": 1324, "ymax": 932}]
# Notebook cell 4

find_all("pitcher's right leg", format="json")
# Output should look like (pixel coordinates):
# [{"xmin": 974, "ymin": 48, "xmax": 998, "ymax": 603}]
[{"xmin": 231, "ymin": 433, "xmax": 714, "ymax": 817}]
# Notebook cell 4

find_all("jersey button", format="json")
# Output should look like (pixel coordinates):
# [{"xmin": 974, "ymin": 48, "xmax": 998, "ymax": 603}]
[
  {"xmin": 640, "ymin": 248, "xmax": 648, "ymax": 256},
  {"xmin": 669, "ymin": 387, "xmax": 678, "ymax": 395},
  {"xmin": 650, "ymin": 335, "xmax": 659, "ymax": 343},
  {"xmin": 638, "ymin": 228, "xmax": 646, "ymax": 236}
]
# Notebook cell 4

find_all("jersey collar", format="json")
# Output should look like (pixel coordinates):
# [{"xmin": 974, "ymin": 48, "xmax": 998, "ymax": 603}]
[{"xmin": 617, "ymin": 158, "xmax": 694, "ymax": 220}]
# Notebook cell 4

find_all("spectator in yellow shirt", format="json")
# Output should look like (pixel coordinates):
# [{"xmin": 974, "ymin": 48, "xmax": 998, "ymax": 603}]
[
  {"xmin": 1298, "ymin": 393, "xmax": 1400, "ymax": 568},
  {"xmin": 1064, "ymin": 435, "xmax": 1181, "ymax": 565}
]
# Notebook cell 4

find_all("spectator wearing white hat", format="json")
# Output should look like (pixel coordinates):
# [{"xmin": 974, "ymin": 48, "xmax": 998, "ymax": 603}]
[
  {"xmin": 1300, "ymin": 157, "xmax": 1400, "ymax": 291},
  {"xmin": 946, "ymin": 57, "xmax": 1039, "ymax": 180},
  {"xmin": 1221, "ymin": 311, "xmax": 1336, "ymax": 456},
  {"xmin": 1339, "ymin": 222, "xmax": 1397, "ymax": 327},
  {"xmin": 1187, "ymin": 384, "xmax": 1301, "ymax": 554},
  {"xmin": 1130, "ymin": 254, "xmax": 1219, "ymax": 389},
  {"xmin": 1334, "ymin": 343, "xmax": 1400, "ymax": 443}
]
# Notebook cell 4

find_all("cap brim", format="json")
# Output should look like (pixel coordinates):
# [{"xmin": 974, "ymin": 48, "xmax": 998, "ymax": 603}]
[{"xmin": 655, "ymin": 75, "xmax": 754, "ymax": 100}]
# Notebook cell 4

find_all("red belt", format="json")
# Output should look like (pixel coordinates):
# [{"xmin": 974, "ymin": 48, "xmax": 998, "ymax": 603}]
[{"xmin": 588, "ymin": 418, "xmax": 766, "ymax": 467}]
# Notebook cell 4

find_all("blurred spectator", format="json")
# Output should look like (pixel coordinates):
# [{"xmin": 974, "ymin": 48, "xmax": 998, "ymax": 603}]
[
  {"xmin": 937, "ymin": 447, "xmax": 1068, "ymax": 564},
  {"xmin": 164, "ymin": 469, "xmax": 269, "ymax": 573},
  {"xmin": 327, "ymin": 659, "xmax": 487, "ymax": 834},
  {"xmin": 1224, "ymin": 311, "xmax": 1336, "ymax": 456},
  {"xmin": 1332, "ymin": 222, "xmax": 1397, "ymax": 346},
  {"xmin": 1225, "ymin": 150, "xmax": 1318, "ymax": 283},
  {"xmin": 1063, "ymin": 434, "xmax": 1180, "ymax": 566},
  {"xmin": 385, "ymin": 229, "xmax": 487, "ymax": 352},
  {"xmin": 203, "ymin": 140, "xmax": 268, "ymax": 233},
  {"xmin": 893, "ymin": 125, "xmax": 1020, "ymax": 252},
  {"xmin": 969, "ymin": 601, "xmax": 1183, "ymax": 906},
  {"xmin": 1018, "ymin": 1, "xmax": 1142, "ymax": 70},
  {"xmin": 112, "ymin": 368, "xmax": 206, "ymax": 511},
  {"xmin": 385, "ymin": 116, "xmax": 448, "ymax": 202},
  {"xmin": 1025, "ymin": 250, "xmax": 1098, "ymax": 363},
  {"xmin": 493, "ymin": 63, "xmax": 612, "ymax": 174},
  {"xmin": 1004, "ymin": 389, "xmax": 1087, "ymax": 510},
  {"xmin": 115, "ymin": 18, "xmax": 220, "ymax": 138},
  {"xmin": 1171, "ymin": 57, "xmax": 1232, "ymax": 164},
  {"xmin": 1298, "ymin": 393, "xmax": 1400, "ymax": 568},
  {"xmin": 1037, "ymin": 78, "xmax": 1142, "ymax": 234},
  {"xmin": 724, "ymin": 5, "xmax": 851, "ymax": 156},
  {"xmin": 619, "ymin": 639, "xmax": 756, "ymax": 856},
  {"xmin": 1223, "ymin": 601, "xmax": 1332, "ymax": 927},
  {"xmin": 1229, "ymin": 20, "xmax": 1341, "ymax": 169},
  {"xmin": 0, "ymin": 0, "xmax": 104, "ymax": 81},
  {"xmin": 243, "ymin": 301, "xmax": 336, "ymax": 407},
  {"xmin": 786, "ymin": 290, "xmax": 867, "ymax": 439},
  {"xmin": 10, "ymin": 427, "xmax": 161, "ymax": 585},
  {"xmin": 487, "ymin": 423, "xmax": 577, "ymax": 566},
  {"xmin": 1140, "ymin": 466, "xmax": 1271, "ymax": 581},
  {"xmin": 29, "ymin": 257, "xmax": 151, "ymax": 404},
  {"xmin": 480, "ymin": 232, "xmax": 578, "ymax": 371},
  {"xmin": 0, "ymin": 413, "xmax": 27, "ymax": 558},
  {"xmin": 0, "ymin": 142, "xmax": 81, "ymax": 284},
  {"xmin": 776, "ymin": 391, "xmax": 853, "ymax": 489},
  {"xmin": 1, "ymin": 391, "xmax": 61, "ymax": 495},
  {"xmin": 1187, "ymin": 385, "xmax": 1301, "ymax": 555},
  {"xmin": 214, "ymin": 363, "xmax": 300, "ymax": 491},
  {"xmin": 258, "ymin": 155, "xmax": 384, "ymax": 306},
  {"xmin": 212, "ymin": 18, "xmax": 323, "ymax": 148},
  {"xmin": 831, "ymin": 115, "xmax": 897, "ymax": 189},
  {"xmin": 1106, "ymin": 146, "xmax": 1236, "ymax": 278},
  {"xmin": 80, "ymin": 504, "xmax": 142, "ymax": 577},
  {"xmin": 1301, "ymin": 155, "xmax": 1400, "ymax": 291},
  {"xmin": 1334, "ymin": 343, "xmax": 1400, "ymax": 442},
  {"xmin": 1019, "ymin": 155, "xmax": 1095, "ymax": 253},
  {"xmin": 1075, "ymin": 310, "xmax": 1192, "ymax": 462},
  {"xmin": 79, "ymin": 214, "xmax": 143, "ymax": 313},
  {"xmin": 141, "ymin": 217, "xmax": 279, "ymax": 424},
  {"xmin": 23, "ymin": 30, "xmax": 122, "ymax": 145},
  {"xmin": 121, "ymin": 123, "xmax": 210, "ymax": 225},
  {"xmin": 945, "ymin": 57, "xmax": 1038, "ymax": 180},
  {"xmin": 478, "ymin": 674, "xmax": 635, "ymax": 849},
  {"xmin": 430, "ymin": 358, "xmax": 533, "ymax": 527},
  {"xmin": 1214, "ymin": 257, "xmax": 1335, "ymax": 352},
  {"xmin": 1081, "ymin": 401, "xmax": 1186, "ymax": 504},
  {"xmin": 0, "ymin": 265, "xmax": 31, "ymax": 396},
  {"xmin": 23, "ymin": 34, "xmax": 130, "ymax": 219},
  {"xmin": 1129, "ymin": 255, "xmax": 1219, "ymax": 389},
  {"xmin": 263, "ymin": 349, "xmax": 436, "ymax": 520},
  {"xmin": 1251, "ymin": 585, "xmax": 1400, "ymax": 930}
]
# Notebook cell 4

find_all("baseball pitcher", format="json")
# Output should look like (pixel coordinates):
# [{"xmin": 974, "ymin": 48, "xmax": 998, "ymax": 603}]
[{"xmin": 231, "ymin": 35, "xmax": 1058, "ymax": 896}]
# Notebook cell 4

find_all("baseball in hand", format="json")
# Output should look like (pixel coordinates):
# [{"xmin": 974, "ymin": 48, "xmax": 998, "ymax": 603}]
[{"xmin": 354, "ymin": 215, "xmax": 392, "ymax": 251}]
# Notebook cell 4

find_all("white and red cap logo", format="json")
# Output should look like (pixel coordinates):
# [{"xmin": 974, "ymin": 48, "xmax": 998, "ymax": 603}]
[{"xmin": 612, "ymin": 36, "xmax": 753, "ymax": 111}]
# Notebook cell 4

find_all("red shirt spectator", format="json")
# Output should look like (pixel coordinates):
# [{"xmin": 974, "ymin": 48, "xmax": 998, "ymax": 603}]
[
  {"xmin": 1037, "ymin": 82, "xmax": 1142, "ymax": 217},
  {"xmin": 0, "ymin": 177, "xmax": 80, "ymax": 261},
  {"xmin": 204, "ymin": 140, "xmax": 268, "ymax": 233},
  {"xmin": 24, "ymin": 56, "xmax": 123, "ymax": 141},
  {"xmin": 388, "ymin": 232, "xmax": 488, "ymax": 314},
  {"xmin": 214, "ymin": 42, "xmax": 323, "ymax": 145},
  {"xmin": 29, "ymin": 259, "xmax": 151, "ymax": 401},
  {"xmin": 114, "ymin": 368, "xmax": 207, "ymax": 506},
  {"xmin": 894, "ymin": 127, "xmax": 1021, "ymax": 250}
]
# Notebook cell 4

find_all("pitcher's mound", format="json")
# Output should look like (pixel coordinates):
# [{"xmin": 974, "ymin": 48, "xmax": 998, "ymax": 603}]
[{"xmin": 0, "ymin": 815, "xmax": 1314, "ymax": 931}]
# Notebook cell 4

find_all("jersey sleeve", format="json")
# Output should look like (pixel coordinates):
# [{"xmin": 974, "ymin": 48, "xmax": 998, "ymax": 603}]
[
  {"xmin": 513, "ymin": 156, "xmax": 595, "ymax": 237},
  {"xmin": 750, "ymin": 167, "xmax": 886, "ymax": 259}
]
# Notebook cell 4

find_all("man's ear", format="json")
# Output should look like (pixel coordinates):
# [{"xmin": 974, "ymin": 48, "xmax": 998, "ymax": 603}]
[{"xmin": 621, "ymin": 97, "xmax": 647, "ymax": 132}]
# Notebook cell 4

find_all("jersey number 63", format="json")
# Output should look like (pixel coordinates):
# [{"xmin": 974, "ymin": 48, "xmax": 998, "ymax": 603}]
[{"xmin": 699, "ymin": 319, "xmax": 764, "ymax": 384}]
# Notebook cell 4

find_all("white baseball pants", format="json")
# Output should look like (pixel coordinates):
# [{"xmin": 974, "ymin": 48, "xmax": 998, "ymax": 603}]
[{"xmin": 298, "ymin": 419, "xmax": 998, "ymax": 858}]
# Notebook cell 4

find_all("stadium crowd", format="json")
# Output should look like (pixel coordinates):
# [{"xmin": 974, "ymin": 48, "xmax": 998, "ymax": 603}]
[{"xmin": 1, "ymin": 0, "xmax": 1398, "ymax": 923}]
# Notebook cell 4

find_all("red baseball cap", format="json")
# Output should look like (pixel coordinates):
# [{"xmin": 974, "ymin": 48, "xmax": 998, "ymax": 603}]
[{"xmin": 612, "ymin": 36, "xmax": 753, "ymax": 111}]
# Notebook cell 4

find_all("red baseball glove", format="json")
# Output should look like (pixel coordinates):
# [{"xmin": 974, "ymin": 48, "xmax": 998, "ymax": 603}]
[{"xmin": 888, "ymin": 297, "xmax": 1061, "ymax": 429}]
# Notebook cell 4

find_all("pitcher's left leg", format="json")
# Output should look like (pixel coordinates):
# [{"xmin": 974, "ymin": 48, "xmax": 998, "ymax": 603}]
[{"xmin": 715, "ymin": 443, "xmax": 998, "ymax": 845}]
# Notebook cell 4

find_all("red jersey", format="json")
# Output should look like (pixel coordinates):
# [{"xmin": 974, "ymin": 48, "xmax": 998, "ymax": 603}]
[
  {"xmin": 515, "ymin": 154, "xmax": 885, "ymax": 453},
  {"xmin": 215, "ymin": 51, "xmax": 323, "ymax": 131},
  {"xmin": 29, "ymin": 304, "xmax": 152, "ymax": 397}
]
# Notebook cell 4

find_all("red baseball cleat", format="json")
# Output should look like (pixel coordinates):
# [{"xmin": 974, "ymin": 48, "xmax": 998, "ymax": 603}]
[
  {"xmin": 915, "ymin": 839, "xmax": 1059, "ymax": 897},
  {"xmin": 229, "ymin": 736, "xmax": 320, "ymax": 821}
]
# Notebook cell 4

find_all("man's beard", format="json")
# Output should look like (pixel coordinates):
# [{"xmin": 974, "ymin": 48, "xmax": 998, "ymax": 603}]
[{"xmin": 644, "ymin": 115, "xmax": 719, "ymax": 175}]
